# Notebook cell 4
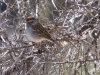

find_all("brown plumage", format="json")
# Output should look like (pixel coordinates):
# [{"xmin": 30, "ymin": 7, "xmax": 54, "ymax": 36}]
[
  {"xmin": 26, "ymin": 16, "xmax": 54, "ymax": 43},
  {"xmin": 32, "ymin": 22, "xmax": 54, "ymax": 42}
]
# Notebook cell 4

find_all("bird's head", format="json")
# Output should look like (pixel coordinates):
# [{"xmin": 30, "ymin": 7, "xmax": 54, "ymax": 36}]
[
  {"xmin": 26, "ymin": 16, "xmax": 38, "ymax": 27},
  {"xmin": 26, "ymin": 16, "xmax": 36, "ymax": 23}
]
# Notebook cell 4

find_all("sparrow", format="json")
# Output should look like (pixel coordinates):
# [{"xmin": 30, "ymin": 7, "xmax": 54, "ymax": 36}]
[{"xmin": 25, "ymin": 16, "xmax": 54, "ymax": 43}]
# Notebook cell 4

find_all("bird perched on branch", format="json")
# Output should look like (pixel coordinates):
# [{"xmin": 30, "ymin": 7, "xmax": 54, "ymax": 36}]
[{"xmin": 25, "ymin": 16, "xmax": 54, "ymax": 43}]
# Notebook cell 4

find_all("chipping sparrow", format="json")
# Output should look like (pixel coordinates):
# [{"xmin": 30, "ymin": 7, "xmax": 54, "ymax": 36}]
[{"xmin": 25, "ymin": 16, "xmax": 54, "ymax": 43}]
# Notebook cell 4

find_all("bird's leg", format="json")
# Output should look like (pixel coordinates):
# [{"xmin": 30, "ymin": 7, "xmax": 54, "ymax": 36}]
[
  {"xmin": 32, "ymin": 42, "xmax": 46, "ymax": 53},
  {"xmin": 37, "ymin": 42, "xmax": 46, "ymax": 53}
]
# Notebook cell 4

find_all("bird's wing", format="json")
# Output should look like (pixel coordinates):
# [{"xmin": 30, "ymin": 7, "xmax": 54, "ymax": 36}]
[{"xmin": 32, "ymin": 23, "xmax": 54, "ymax": 41}]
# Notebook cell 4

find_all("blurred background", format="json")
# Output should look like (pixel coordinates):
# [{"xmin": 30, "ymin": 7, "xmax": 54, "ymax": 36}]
[{"xmin": 1, "ymin": 0, "xmax": 100, "ymax": 75}]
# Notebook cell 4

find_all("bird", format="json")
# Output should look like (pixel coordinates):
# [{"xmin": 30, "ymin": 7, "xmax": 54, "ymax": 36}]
[{"xmin": 25, "ymin": 16, "xmax": 54, "ymax": 43}]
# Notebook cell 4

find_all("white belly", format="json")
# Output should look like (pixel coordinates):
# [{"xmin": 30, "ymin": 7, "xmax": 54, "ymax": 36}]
[{"xmin": 26, "ymin": 27, "xmax": 45, "ymax": 43}]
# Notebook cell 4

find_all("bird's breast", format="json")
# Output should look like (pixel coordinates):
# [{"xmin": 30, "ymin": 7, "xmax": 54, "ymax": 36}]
[{"xmin": 26, "ymin": 27, "xmax": 45, "ymax": 43}]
